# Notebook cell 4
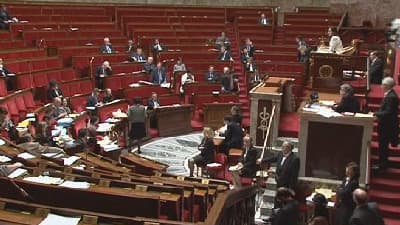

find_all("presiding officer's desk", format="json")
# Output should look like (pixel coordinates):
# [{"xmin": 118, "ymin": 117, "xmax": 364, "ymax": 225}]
[{"xmin": 298, "ymin": 92, "xmax": 373, "ymax": 186}]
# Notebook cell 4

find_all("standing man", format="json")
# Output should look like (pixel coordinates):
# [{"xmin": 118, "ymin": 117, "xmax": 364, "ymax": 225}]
[
  {"xmin": 127, "ymin": 97, "xmax": 146, "ymax": 153},
  {"xmin": 259, "ymin": 141, "xmax": 300, "ymax": 190},
  {"xmin": 368, "ymin": 51, "xmax": 384, "ymax": 85},
  {"xmin": 152, "ymin": 39, "xmax": 166, "ymax": 55},
  {"xmin": 242, "ymin": 38, "xmax": 255, "ymax": 58},
  {"xmin": 95, "ymin": 61, "xmax": 112, "ymax": 89},
  {"xmin": 374, "ymin": 77, "xmax": 399, "ymax": 170}
]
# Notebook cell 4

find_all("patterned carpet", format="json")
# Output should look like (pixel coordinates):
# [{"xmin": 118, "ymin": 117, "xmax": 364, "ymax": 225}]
[{"xmin": 138, "ymin": 132, "xmax": 203, "ymax": 176}]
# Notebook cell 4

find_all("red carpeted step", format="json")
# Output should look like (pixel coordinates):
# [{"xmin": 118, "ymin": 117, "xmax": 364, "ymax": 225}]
[
  {"xmin": 149, "ymin": 128, "xmax": 159, "ymax": 138},
  {"xmin": 191, "ymin": 120, "xmax": 203, "ymax": 131},
  {"xmin": 377, "ymin": 203, "xmax": 400, "ymax": 219},
  {"xmin": 371, "ymin": 167, "xmax": 400, "ymax": 179},
  {"xmin": 369, "ymin": 189, "xmax": 400, "ymax": 205},
  {"xmin": 371, "ymin": 155, "xmax": 400, "ymax": 168},
  {"xmin": 370, "ymin": 141, "xmax": 400, "ymax": 156},
  {"xmin": 278, "ymin": 112, "xmax": 300, "ymax": 138},
  {"xmin": 370, "ymin": 177, "xmax": 400, "ymax": 192},
  {"xmin": 384, "ymin": 218, "xmax": 400, "ymax": 225},
  {"xmin": 239, "ymin": 99, "xmax": 249, "ymax": 104},
  {"xmin": 242, "ymin": 118, "xmax": 250, "ymax": 127}
]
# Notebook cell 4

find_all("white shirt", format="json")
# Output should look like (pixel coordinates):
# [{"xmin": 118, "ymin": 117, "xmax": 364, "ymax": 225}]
[
  {"xmin": 280, "ymin": 156, "xmax": 287, "ymax": 166},
  {"xmin": 329, "ymin": 36, "xmax": 343, "ymax": 53},
  {"xmin": 180, "ymin": 73, "xmax": 195, "ymax": 93}
]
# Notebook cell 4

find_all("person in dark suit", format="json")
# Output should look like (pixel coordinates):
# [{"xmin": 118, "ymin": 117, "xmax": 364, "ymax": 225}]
[
  {"xmin": 333, "ymin": 84, "xmax": 360, "ymax": 113},
  {"xmin": 230, "ymin": 105, "xmax": 242, "ymax": 125},
  {"xmin": 47, "ymin": 80, "xmax": 64, "ymax": 101},
  {"xmin": 245, "ymin": 57, "xmax": 257, "ymax": 73},
  {"xmin": 215, "ymin": 31, "xmax": 230, "ymax": 49},
  {"xmin": 220, "ymin": 115, "xmax": 243, "ymax": 154},
  {"xmin": 152, "ymin": 39, "xmax": 166, "ymax": 55},
  {"xmin": 151, "ymin": 62, "xmax": 167, "ymax": 85},
  {"xmin": 231, "ymin": 136, "xmax": 258, "ymax": 187},
  {"xmin": 221, "ymin": 67, "xmax": 238, "ymax": 93},
  {"xmin": 368, "ymin": 51, "xmax": 384, "ymax": 85},
  {"xmin": 0, "ymin": 58, "xmax": 15, "ymax": 90},
  {"xmin": 271, "ymin": 187, "xmax": 299, "ymax": 225},
  {"xmin": 0, "ymin": 5, "xmax": 17, "ymax": 30},
  {"xmin": 312, "ymin": 193, "xmax": 330, "ymax": 222},
  {"xmin": 147, "ymin": 92, "xmax": 160, "ymax": 110},
  {"xmin": 188, "ymin": 127, "xmax": 215, "ymax": 177},
  {"xmin": 240, "ymin": 48, "xmax": 251, "ymax": 64},
  {"xmin": 296, "ymin": 36, "xmax": 309, "ymax": 63},
  {"xmin": 335, "ymin": 162, "xmax": 360, "ymax": 225},
  {"xmin": 219, "ymin": 45, "xmax": 233, "ymax": 61},
  {"xmin": 260, "ymin": 141, "xmax": 300, "ymax": 190},
  {"xmin": 374, "ymin": 77, "xmax": 399, "ymax": 170},
  {"xmin": 130, "ymin": 47, "xmax": 147, "ymax": 62},
  {"xmin": 259, "ymin": 13, "xmax": 270, "ymax": 25},
  {"xmin": 349, "ymin": 188, "xmax": 384, "ymax": 225},
  {"xmin": 204, "ymin": 65, "xmax": 219, "ymax": 83},
  {"xmin": 242, "ymin": 38, "xmax": 255, "ymax": 57},
  {"xmin": 127, "ymin": 97, "xmax": 146, "ymax": 153},
  {"xmin": 86, "ymin": 88, "xmax": 101, "ymax": 108},
  {"xmin": 95, "ymin": 61, "xmax": 112, "ymax": 89},
  {"xmin": 103, "ymin": 88, "xmax": 114, "ymax": 103},
  {"xmin": 100, "ymin": 37, "xmax": 114, "ymax": 54},
  {"xmin": 126, "ymin": 39, "xmax": 136, "ymax": 54},
  {"xmin": 143, "ymin": 57, "xmax": 156, "ymax": 74}
]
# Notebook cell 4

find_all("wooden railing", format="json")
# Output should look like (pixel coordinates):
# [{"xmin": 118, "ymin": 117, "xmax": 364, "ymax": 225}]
[{"xmin": 201, "ymin": 186, "xmax": 258, "ymax": 225}]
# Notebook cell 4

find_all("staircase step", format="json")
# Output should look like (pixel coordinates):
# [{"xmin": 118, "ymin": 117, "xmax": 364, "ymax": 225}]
[
  {"xmin": 262, "ymin": 189, "xmax": 276, "ymax": 203},
  {"xmin": 370, "ymin": 177, "xmax": 400, "ymax": 192},
  {"xmin": 369, "ymin": 189, "xmax": 400, "ymax": 205},
  {"xmin": 378, "ymin": 203, "xmax": 400, "ymax": 219},
  {"xmin": 371, "ymin": 155, "xmax": 400, "ymax": 168},
  {"xmin": 370, "ymin": 141, "xmax": 400, "ymax": 156},
  {"xmin": 385, "ymin": 218, "xmax": 400, "ymax": 225}
]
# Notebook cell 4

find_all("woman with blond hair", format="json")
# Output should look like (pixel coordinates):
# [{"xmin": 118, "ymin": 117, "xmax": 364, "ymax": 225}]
[{"xmin": 188, "ymin": 127, "xmax": 215, "ymax": 177}]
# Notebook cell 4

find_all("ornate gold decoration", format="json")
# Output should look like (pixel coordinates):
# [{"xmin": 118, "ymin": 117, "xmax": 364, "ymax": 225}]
[
  {"xmin": 258, "ymin": 107, "xmax": 270, "ymax": 137},
  {"xmin": 319, "ymin": 65, "xmax": 334, "ymax": 78}
]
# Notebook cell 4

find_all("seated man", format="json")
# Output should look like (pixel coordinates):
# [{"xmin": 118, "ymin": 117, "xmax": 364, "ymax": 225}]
[
  {"xmin": 242, "ymin": 38, "xmax": 255, "ymax": 58},
  {"xmin": 173, "ymin": 58, "xmax": 186, "ymax": 73},
  {"xmin": 333, "ymin": 84, "xmax": 360, "ymax": 113},
  {"xmin": 50, "ymin": 97, "xmax": 68, "ymax": 119},
  {"xmin": 130, "ymin": 47, "xmax": 147, "ymax": 62},
  {"xmin": 86, "ymin": 88, "xmax": 101, "ymax": 108},
  {"xmin": 240, "ymin": 48, "xmax": 251, "ymax": 64},
  {"xmin": 143, "ymin": 57, "xmax": 156, "ymax": 74},
  {"xmin": 204, "ymin": 65, "xmax": 219, "ymax": 83},
  {"xmin": 17, "ymin": 134, "xmax": 65, "ymax": 157},
  {"xmin": 0, "ymin": 162, "xmax": 23, "ymax": 177},
  {"xmin": 126, "ymin": 39, "xmax": 136, "ymax": 53},
  {"xmin": 0, "ymin": 5, "xmax": 18, "ymax": 30},
  {"xmin": 151, "ymin": 62, "xmax": 167, "ymax": 85},
  {"xmin": 219, "ymin": 45, "xmax": 233, "ymax": 61},
  {"xmin": 180, "ymin": 70, "xmax": 195, "ymax": 94},
  {"xmin": 0, "ymin": 58, "xmax": 16, "ymax": 90},
  {"xmin": 259, "ymin": 13, "xmax": 270, "ymax": 25},
  {"xmin": 231, "ymin": 136, "xmax": 258, "ymax": 188},
  {"xmin": 220, "ymin": 115, "xmax": 243, "ymax": 154},
  {"xmin": 47, "ymin": 80, "xmax": 64, "ymax": 101},
  {"xmin": 245, "ymin": 57, "xmax": 257, "ymax": 73},
  {"xmin": 103, "ymin": 88, "xmax": 114, "ymax": 103},
  {"xmin": 221, "ymin": 67, "xmax": 238, "ymax": 93},
  {"xmin": 215, "ymin": 32, "xmax": 230, "ymax": 49},
  {"xmin": 0, "ymin": 107, "xmax": 18, "ymax": 141},
  {"xmin": 259, "ymin": 141, "xmax": 300, "ymax": 190},
  {"xmin": 152, "ymin": 39, "xmax": 166, "ymax": 54},
  {"xmin": 270, "ymin": 187, "xmax": 299, "ymax": 225},
  {"xmin": 95, "ymin": 61, "xmax": 112, "ymax": 89},
  {"xmin": 100, "ymin": 37, "xmax": 114, "ymax": 54}
]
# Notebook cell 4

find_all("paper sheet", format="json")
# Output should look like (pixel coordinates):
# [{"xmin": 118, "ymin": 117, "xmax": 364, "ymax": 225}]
[
  {"xmin": 59, "ymin": 181, "xmax": 90, "ymax": 189},
  {"xmin": 23, "ymin": 176, "xmax": 64, "ymax": 185},
  {"xmin": 0, "ymin": 155, "xmax": 11, "ymax": 162},
  {"xmin": 206, "ymin": 163, "xmax": 222, "ymax": 167},
  {"xmin": 63, "ymin": 156, "xmax": 80, "ymax": 166},
  {"xmin": 17, "ymin": 152, "xmax": 36, "ymax": 159},
  {"xmin": 39, "ymin": 213, "xmax": 80, "ymax": 225},
  {"xmin": 8, "ymin": 168, "xmax": 28, "ymax": 178}
]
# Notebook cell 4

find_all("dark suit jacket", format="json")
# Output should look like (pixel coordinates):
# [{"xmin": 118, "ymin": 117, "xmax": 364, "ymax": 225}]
[
  {"xmin": 0, "ymin": 9, "xmax": 11, "ymax": 23},
  {"xmin": 335, "ymin": 177, "xmax": 359, "ymax": 225},
  {"xmin": 240, "ymin": 146, "xmax": 258, "ymax": 177},
  {"xmin": 95, "ymin": 66, "xmax": 112, "ymax": 79},
  {"xmin": 219, "ymin": 50, "xmax": 232, "ymax": 61},
  {"xmin": 223, "ymin": 122, "xmax": 243, "ymax": 149},
  {"xmin": 86, "ymin": 95, "xmax": 98, "ymax": 107},
  {"xmin": 241, "ymin": 54, "xmax": 250, "ymax": 64},
  {"xmin": 47, "ymin": 88, "xmax": 64, "ymax": 100},
  {"xmin": 369, "ymin": 58, "xmax": 383, "ymax": 84},
  {"xmin": 152, "ymin": 44, "xmax": 166, "ymax": 54},
  {"xmin": 334, "ymin": 95, "xmax": 360, "ymax": 113},
  {"xmin": 199, "ymin": 138, "xmax": 215, "ymax": 164},
  {"xmin": 143, "ymin": 63, "xmax": 156, "ymax": 73},
  {"xmin": 126, "ymin": 44, "xmax": 136, "ymax": 53},
  {"xmin": 0, "ymin": 67, "xmax": 10, "ymax": 77},
  {"xmin": 147, "ymin": 98, "xmax": 160, "ymax": 110},
  {"xmin": 204, "ymin": 72, "xmax": 219, "ymax": 82},
  {"xmin": 245, "ymin": 62, "xmax": 257, "ymax": 72},
  {"xmin": 242, "ymin": 44, "xmax": 255, "ymax": 57},
  {"xmin": 221, "ymin": 73, "xmax": 238, "ymax": 92},
  {"xmin": 130, "ymin": 53, "xmax": 147, "ymax": 62},
  {"xmin": 151, "ymin": 68, "xmax": 167, "ymax": 84},
  {"xmin": 100, "ymin": 44, "xmax": 114, "ymax": 54},
  {"xmin": 376, "ymin": 89, "xmax": 399, "ymax": 143},
  {"xmin": 349, "ymin": 203, "xmax": 384, "ymax": 225},
  {"xmin": 263, "ymin": 152, "xmax": 300, "ymax": 189},
  {"xmin": 272, "ymin": 200, "xmax": 299, "ymax": 225}
]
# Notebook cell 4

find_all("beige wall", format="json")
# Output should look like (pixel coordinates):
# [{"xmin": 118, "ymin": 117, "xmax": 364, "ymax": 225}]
[{"xmin": 6, "ymin": 0, "xmax": 400, "ymax": 27}]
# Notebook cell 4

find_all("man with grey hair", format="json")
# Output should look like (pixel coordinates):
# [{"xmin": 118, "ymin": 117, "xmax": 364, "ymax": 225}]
[
  {"xmin": 349, "ymin": 188, "xmax": 384, "ymax": 225},
  {"xmin": 373, "ymin": 77, "xmax": 399, "ymax": 170},
  {"xmin": 100, "ymin": 37, "xmax": 114, "ymax": 54},
  {"xmin": 333, "ymin": 83, "xmax": 360, "ymax": 113},
  {"xmin": 259, "ymin": 141, "xmax": 300, "ymax": 189}
]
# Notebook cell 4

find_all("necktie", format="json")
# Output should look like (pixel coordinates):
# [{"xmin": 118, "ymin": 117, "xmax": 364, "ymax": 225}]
[
  {"xmin": 222, "ymin": 52, "xmax": 226, "ymax": 60},
  {"xmin": 158, "ymin": 70, "xmax": 162, "ymax": 84}
]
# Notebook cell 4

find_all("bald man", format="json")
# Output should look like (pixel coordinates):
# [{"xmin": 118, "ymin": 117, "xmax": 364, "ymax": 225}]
[{"xmin": 349, "ymin": 188, "xmax": 384, "ymax": 225}]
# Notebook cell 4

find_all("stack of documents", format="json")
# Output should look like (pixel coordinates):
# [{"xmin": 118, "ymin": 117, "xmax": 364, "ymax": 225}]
[
  {"xmin": 59, "ymin": 181, "xmax": 90, "ymax": 189},
  {"xmin": 39, "ymin": 213, "xmax": 80, "ymax": 225},
  {"xmin": 23, "ymin": 176, "xmax": 64, "ymax": 185}
]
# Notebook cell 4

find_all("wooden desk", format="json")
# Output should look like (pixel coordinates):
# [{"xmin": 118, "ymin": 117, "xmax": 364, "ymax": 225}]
[
  {"xmin": 120, "ymin": 153, "xmax": 168, "ymax": 175},
  {"xmin": 155, "ymin": 104, "xmax": 193, "ymax": 137},
  {"xmin": 203, "ymin": 103, "xmax": 239, "ymax": 130},
  {"xmin": 298, "ymin": 96, "xmax": 373, "ymax": 185}
]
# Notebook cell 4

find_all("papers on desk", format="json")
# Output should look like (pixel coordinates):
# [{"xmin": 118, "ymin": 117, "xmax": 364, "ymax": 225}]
[
  {"xmin": 8, "ymin": 168, "xmax": 28, "ymax": 178},
  {"xmin": 105, "ymin": 118, "xmax": 120, "ymax": 123},
  {"xmin": 302, "ymin": 104, "xmax": 342, "ymax": 118},
  {"xmin": 160, "ymin": 82, "xmax": 171, "ymax": 88},
  {"xmin": 306, "ymin": 189, "xmax": 336, "ymax": 208},
  {"xmin": 0, "ymin": 139, "xmax": 5, "ymax": 146},
  {"xmin": 23, "ymin": 176, "xmax": 64, "ymax": 185},
  {"xmin": 129, "ymin": 83, "xmax": 140, "ymax": 87},
  {"xmin": 63, "ymin": 156, "xmax": 80, "ymax": 166},
  {"xmin": 206, "ymin": 163, "xmax": 222, "ymax": 167},
  {"xmin": 59, "ymin": 181, "xmax": 90, "ymax": 189},
  {"xmin": 354, "ymin": 113, "xmax": 374, "ymax": 118},
  {"xmin": 0, "ymin": 155, "xmax": 11, "ymax": 163},
  {"xmin": 102, "ymin": 143, "xmax": 119, "ymax": 152},
  {"xmin": 96, "ymin": 123, "xmax": 114, "ymax": 132},
  {"xmin": 318, "ymin": 109, "xmax": 342, "ymax": 118},
  {"xmin": 42, "ymin": 152, "xmax": 62, "ymax": 158},
  {"xmin": 112, "ymin": 109, "xmax": 127, "ymax": 118},
  {"xmin": 138, "ymin": 80, "xmax": 153, "ymax": 86},
  {"xmin": 17, "ymin": 152, "xmax": 36, "ymax": 159},
  {"xmin": 39, "ymin": 213, "xmax": 80, "ymax": 225}
]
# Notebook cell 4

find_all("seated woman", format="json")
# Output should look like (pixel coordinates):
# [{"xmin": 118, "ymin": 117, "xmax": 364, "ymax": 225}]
[
  {"xmin": 328, "ymin": 27, "xmax": 343, "ymax": 53},
  {"xmin": 188, "ymin": 127, "xmax": 215, "ymax": 177},
  {"xmin": 333, "ymin": 84, "xmax": 360, "ymax": 113},
  {"xmin": 230, "ymin": 136, "xmax": 258, "ymax": 188}
]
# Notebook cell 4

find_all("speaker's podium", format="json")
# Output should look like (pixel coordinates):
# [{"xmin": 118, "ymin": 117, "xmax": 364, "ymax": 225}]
[
  {"xmin": 298, "ymin": 93, "xmax": 374, "ymax": 186},
  {"xmin": 310, "ymin": 52, "xmax": 343, "ymax": 91}
]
